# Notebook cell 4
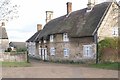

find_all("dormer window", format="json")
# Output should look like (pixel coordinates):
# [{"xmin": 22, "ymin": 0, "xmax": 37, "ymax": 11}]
[
  {"xmin": 50, "ymin": 35, "xmax": 54, "ymax": 42},
  {"xmin": 44, "ymin": 40, "xmax": 47, "ymax": 43},
  {"xmin": 63, "ymin": 33, "xmax": 69, "ymax": 42}
]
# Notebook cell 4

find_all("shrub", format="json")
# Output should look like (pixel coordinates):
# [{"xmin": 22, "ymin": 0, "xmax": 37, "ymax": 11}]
[
  {"xmin": 16, "ymin": 48, "xmax": 27, "ymax": 52},
  {"xmin": 98, "ymin": 37, "xmax": 120, "ymax": 62}
]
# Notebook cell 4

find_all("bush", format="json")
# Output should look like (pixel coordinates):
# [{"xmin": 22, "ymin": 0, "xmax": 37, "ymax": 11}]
[
  {"xmin": 98, "ymin": 37, "xmax": 120, "ymax": 62},
  {"xmin": 16, "ymin": 48, "xmax": 27, "ymax": 52},
  {"xmin": 5, "ymin": 48, "xmax": 12, "ymax": 52}
]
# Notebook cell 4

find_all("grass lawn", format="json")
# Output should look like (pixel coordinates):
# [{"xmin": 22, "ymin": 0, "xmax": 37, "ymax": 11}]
[
  {"xmin": 1, "ymin": 62, "xmax": 31, "ymax": 67},
  {"xmin": 88, "ymin": 62, "xmax": 120, "ymax": 70}
]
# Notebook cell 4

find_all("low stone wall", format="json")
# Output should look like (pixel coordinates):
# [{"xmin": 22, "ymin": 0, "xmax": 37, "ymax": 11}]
[{"xmin": 0, "ymin": 52, "xmax": 27, "ymax": 62}]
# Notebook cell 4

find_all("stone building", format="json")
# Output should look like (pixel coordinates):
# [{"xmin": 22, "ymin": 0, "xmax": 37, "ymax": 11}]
[
  {"xmin": 0, "ymin": 22, "xmax": 9, "ymax": 52},
  {"xmin": 26, "ymin": 0, "xmax": 119, "ymax": 63}
]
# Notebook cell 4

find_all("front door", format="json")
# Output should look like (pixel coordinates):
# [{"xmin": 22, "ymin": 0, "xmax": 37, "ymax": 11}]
[
  {"xmin": 41, "ymin": 48, "xmax": 47, "ymax": 61},
  {"xmin": 39, "ymin": 48, "xmax": 42, "ymax": 59}
]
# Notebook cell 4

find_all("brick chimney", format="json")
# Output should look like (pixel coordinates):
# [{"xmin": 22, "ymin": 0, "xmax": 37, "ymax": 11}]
[
  {"xmin": 87, "ymin": 0, "xmax": 97, "ymax": 10},
  {"xmin": 66, "ymin": 2, "xmax": 72, "ymax": 15},
  {"xmin": 46, "ymin": 11, "xmax": 53, "ymax": 23},
  {"xmin": 37, "ymin": 24, "xmax": 42, "ymax": 31}
]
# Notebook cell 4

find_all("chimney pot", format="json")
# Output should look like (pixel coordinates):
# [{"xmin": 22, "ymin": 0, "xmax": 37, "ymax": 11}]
[
  {"xmin": 37, "ymin": 24, "xmax": 42, "ymax": 31},
  {"xmin": 66, "ymin": 2, "xmax": 72, "ymax": 15},
  {"xmin": 87, "ymin": 0, "xmax": 97, "ymax": 10}
]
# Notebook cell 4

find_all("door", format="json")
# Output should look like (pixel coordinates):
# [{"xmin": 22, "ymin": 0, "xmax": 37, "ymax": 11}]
[
  {"xmin": 41, "ymin": 48, "xmax": 47, "ymax": 60},
  {"xmin": 39, "ymin": 48, "xmax": 42, "ymax": 59}
]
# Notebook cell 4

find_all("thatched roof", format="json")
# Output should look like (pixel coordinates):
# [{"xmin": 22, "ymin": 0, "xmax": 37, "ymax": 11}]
[
  {"xmin": 27, "ymin": 2, "xmax": 113, "ymax": 42},
  {"xmin": 26, "ymin": 30, "xmax": 41, "ymax": 42},
  {"xmin": 9, "ymin": 42, "xmax": 26, "ymax": 49},
  {"xmin": 0, "ymin": 26, "xmax": 8, "ymax": 39}
]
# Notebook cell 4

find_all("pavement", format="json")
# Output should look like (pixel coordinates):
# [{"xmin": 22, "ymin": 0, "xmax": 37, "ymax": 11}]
[{"xmin": 1, "ymin": 59, "xmax": 119, "ymax": 78}]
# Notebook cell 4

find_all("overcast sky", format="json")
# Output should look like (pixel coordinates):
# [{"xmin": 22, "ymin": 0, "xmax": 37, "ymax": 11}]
[{"xmin": 5, "ymin": 0, "xmax": 119, "ymax": 42}]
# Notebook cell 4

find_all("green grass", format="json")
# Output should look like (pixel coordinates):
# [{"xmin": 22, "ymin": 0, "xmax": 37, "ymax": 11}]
[
  {"xmin": 1, "ymin": 62, "xmax": 31, "ymax": 67},
  {"xmin": 88, "ymin": 62, "xmax": 119, "ymax": 70}
]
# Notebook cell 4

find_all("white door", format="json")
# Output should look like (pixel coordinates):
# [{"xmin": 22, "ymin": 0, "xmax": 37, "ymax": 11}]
[
  {"xmin": 44, "ymin": 48, "xmax": 47, "ymax": 60},
  {"xmin": 42, "ymin": 48, "xmax": 45, "ymax": 60},
  {"xmin": 39, "ymin": 48, "xmax": 42, "ymax": 59},
  {"xmin": 41, "ymin": 48, "xmax": 47, "ymax": 60}
]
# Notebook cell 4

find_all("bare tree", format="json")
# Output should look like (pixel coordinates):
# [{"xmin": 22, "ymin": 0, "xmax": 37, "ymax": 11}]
[{"xmin": 0, "ymin": 0, "xmax": 19, "ymax": 21}]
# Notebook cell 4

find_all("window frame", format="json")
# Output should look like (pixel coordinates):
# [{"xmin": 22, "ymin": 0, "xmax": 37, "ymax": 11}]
[
  {"xmin": 83, "ymin": 45, "xmax": 92, "ymax": 58},
  {"xmin": 64, "ymin": 48, "xmax": 69, "ymax": 57},
  {"xmin": 63, "ymin": 33, "xmax": 69, "ymax": 42},
  {"xmin": 50, "ymin": 35, "xmax": 54, "ymax": 42},
  {"xmin": 112, "ymin": 27, "xmax": 118, "ymax": 37},
  {"xmin": 50, "ymin": 47, "xmax": 55, "ymax": 56}
]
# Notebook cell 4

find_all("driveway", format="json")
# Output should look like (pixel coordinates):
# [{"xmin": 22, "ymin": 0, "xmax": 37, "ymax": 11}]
[{"xmin": 2, "ymin": 59, "xmax": 119, "ymax": 78}]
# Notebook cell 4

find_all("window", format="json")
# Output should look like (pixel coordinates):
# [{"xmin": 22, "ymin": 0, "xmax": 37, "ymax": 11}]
[
  {"xmin": 28, "ymin": 42, "xmax": 36, "ymax": 55},
  {"xmin": 50, "ymin": 35, "xmax": 54, "ymax": 42},
  {"xmin": 64, "ymin": 48, "xmax": 69, "ymax": 57},
  {"xmin": 112, "ymin": 27, "xmax": 118, "ymax": 37},
  {"xmin": 63, "ymin": 33, "xmax": 69, "ymax": 42},
  {"xmin": 50, "ymin": 47, "xmax": 55, "ymax": 56},
  {"xmin": 83, "ymin": 45, "xmax": 92, "ymax": 58},
  {"xmin": 44, "ymin": 40, "xmax": 47, "ymax": 43}
]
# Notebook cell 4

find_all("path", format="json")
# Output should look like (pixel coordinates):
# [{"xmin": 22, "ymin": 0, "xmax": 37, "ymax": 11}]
[{"xmin": 2, "ymin": 59, "xmax": 119, "ymax": 78}]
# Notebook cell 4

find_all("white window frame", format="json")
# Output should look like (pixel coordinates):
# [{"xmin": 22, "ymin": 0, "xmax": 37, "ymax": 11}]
[
  {"xmin": 63, "ymin": 33, "xmax": 69, "ymax": 42},
  {"xmin": 83, "ymin": 45, "xmax": 92, "ymax": 58},
  {"xmin": 50, "ymin": 47, "xmax": 55, "ymax": 56},
  {"xmin": 112, "ymin": 27, "xmax": 118, "ymax": 37},
  {"xmin": 50, "ymin": 35, "xmax": 54, "ymax": 42},
  {"xmin": 64, "ymin": 48, "xmax": 69, "ymax": 57},
  {"xmin": 44, "ymin": 40, "xmax": 47, "ymax": 43}
]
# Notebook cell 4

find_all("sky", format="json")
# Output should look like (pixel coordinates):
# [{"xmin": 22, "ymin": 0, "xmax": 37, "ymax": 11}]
[{"xmin": 5, "ymin": 0, "xmax": 119, "ymax": 42}]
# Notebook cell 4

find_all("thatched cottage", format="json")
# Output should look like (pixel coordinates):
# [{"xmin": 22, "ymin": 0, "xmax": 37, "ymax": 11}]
[
  {"xmin": 0, "ymin": 22, "xmax": 9, "ymax": 52},
  {"xmin": 26, "ymin": 0, "xmax": 119, "ymax": 63}
]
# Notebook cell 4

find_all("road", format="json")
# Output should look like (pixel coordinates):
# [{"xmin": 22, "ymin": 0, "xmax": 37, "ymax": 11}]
[{"xmin": 2, "ymin": 59, "xmax": 119, "ymax": 78}]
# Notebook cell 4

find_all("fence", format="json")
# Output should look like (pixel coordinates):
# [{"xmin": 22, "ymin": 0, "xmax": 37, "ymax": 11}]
[{"xmin": 0, "ymin": 52, "xmax": 27, "ymax": 62}]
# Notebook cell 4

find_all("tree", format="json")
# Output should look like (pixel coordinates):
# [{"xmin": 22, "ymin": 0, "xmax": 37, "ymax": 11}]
[{"xmin": 0, "ymin": 0, "xmax": 19, "ymax": 21}]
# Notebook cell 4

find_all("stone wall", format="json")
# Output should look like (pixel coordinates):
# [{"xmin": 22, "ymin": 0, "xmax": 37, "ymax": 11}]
[
  {"xmin": 98, "ymin": 2, "xmax": 119, "ymax": 41},
  {"xmin": 47, "ymin": 35, "xmax": 96, "ymax": 63},
  {"xmin": 0, "ymin": 39, "xmax": 9, "ymax": 52},
  {"xmin": 0, "ymin": 52, "xmax": 27, "ymax": 62}
]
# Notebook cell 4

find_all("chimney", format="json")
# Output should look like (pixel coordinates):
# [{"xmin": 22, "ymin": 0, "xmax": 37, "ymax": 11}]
[
  {"xmin": 37, "ymin": 24, "xmax": 42, "ymax": 31},
  {"xmin": 1, "ymin": 22, "xmax": 5, "ymax": 27},
  {"xmin": 46, "ymin": 11, "xmax": 53, "ymax": 23},
  {"xmin": 66, "ymin": 2, "xmax": 72, "ymax": 15},
  {"xmin": 87, "ymin": 0, "xmax": 97, "ymax": 10}
]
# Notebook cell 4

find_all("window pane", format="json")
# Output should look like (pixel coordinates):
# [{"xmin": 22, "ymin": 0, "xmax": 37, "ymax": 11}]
[
  {"xmin": 50, "ymin": 47, "xmax": 55, "ymax": 55},
  {"xmin": 83, "ymin": 45, "xmax": 92, "ymax": 57},
  {"xmin": 64, "ymin": 48, "xmax": 69, "ymax": 57},
  {"xmin": 50, "ymin": 35, "xmax": 54, "ymax": 42}
]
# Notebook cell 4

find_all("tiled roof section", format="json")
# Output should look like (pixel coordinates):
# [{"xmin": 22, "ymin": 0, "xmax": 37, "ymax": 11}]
[
  {"xmin": 35, "ymin": 2, "xmax": 112, "ymax": 41},
  {"xmin": 0, "ymin": 26, "xmax": 8, "ymax": 39},
  {"xmin": 26, "ymin": 30, "xmax": 41, "ymax": 42}
]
